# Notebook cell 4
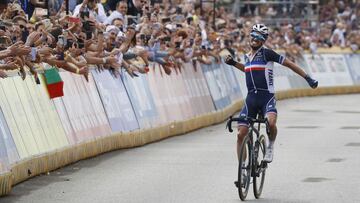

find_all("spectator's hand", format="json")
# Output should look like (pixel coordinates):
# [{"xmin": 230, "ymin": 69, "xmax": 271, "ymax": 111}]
[
  {"xmin": 0, "ymin": 70, "xmax": 8, "ymax": 79},
  {"xmin": 79, "ymin": 67, "xmax": 89, "ymax": 82},
  {"xmin": 304, "ymin": 75, "xmax": 318, "ymax": 89},
  {"xmin": 4, "ymin": 62, "xmax": 19, "ymax": 70},
  {"xmin": 38, "ymin": 46, "xmax": 53, "ymax": 56},
  {"xmin": 26, "ymin": 32, "xmax": 42, "ymax": 46},
  {"xmin": 225, "ymin": 55, "xmax": 237, "ymax": 66},
  {"xmin": 8, "ymin": 43, "xmax": 31, "ymax": 56}
]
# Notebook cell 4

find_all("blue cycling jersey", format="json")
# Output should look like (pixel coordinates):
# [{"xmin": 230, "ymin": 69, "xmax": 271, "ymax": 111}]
[{"xmin": 244, "ymin": 47, "xmax": 285, "ymax": 93}]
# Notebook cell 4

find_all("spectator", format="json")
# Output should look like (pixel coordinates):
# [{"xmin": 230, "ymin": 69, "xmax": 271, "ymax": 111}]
[
  {"xmin": 73, "ymin": 0, "xmax": 107, "ymax": 23},
  {"xmin": 104, "ymin": 1, "xmax": 128, "ymax": 27}
]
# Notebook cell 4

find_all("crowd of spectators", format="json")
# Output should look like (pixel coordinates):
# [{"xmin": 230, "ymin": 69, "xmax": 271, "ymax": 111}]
[{"xmin": 0, "ymin": 0, "xmax": 359, "ymax": 80}]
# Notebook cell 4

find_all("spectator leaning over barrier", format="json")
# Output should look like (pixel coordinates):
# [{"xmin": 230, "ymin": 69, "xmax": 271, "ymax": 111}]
[
  {"xmin": 0, "ymin": 0, "xmax": 359, "ymax": 82},
  {"xmin": 224, "ymin": 24, "xmax": 318, "ymax": 187}
]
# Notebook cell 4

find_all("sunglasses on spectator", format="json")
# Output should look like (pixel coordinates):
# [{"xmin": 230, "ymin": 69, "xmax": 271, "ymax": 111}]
[{"xmin": 250, "ymin": 31, "xmax": 266, "ymax": 42}]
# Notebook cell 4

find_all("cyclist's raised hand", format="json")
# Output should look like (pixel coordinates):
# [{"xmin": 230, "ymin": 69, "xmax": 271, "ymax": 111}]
[
  {"xmin": 304, "ymin": 75, "xmax": 318, "ymax": 89},
  {"xmin": 225, "ymin": 55, "xmax": 237, "ymax": 66}
]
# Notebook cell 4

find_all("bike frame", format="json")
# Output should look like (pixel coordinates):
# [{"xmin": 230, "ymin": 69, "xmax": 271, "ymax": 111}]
[{"xmin": 227, "ymin": 115, "xmax": 269, "ymax": 177}]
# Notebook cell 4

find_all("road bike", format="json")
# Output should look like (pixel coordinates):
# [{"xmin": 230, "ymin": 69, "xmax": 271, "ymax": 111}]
[{"xmin": 226, "ymin": 114, "xmax": 269, "ymax": 201}]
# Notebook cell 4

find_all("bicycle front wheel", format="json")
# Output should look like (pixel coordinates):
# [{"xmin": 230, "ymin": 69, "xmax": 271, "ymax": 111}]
[
  {"xmin": 238, "ymin": 135, "xmax": 252, "ymax": 201},
  {"xmin": 253, "ymin": 134, "xmax": 267, "ymax": 199}
]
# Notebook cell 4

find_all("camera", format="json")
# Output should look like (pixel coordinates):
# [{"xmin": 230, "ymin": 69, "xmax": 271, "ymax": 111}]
[
  {"xmin": 162, "ymin": 36, "xmax": 171, "ymax": 42},
  {"xmin": 80, "ymin": 11, "xmax": 90, "ymax": 19},
  {"xmin": 186, "ymin": 17, "xmax": 193, "ymax": 25},
  {"xmin": 189, "ymin": 39, "xmax": 194, "ymax": 46},
  {"xmin": 0, "ymin": 36, "xmax": 7, "ymax": 44},
  {"xmin": 176, "ymin": 7, "xmax": 182, "ymax": 14},
  {"xmin": 175, "ymin": 41, "xmax": 181, "ymax": 48}
]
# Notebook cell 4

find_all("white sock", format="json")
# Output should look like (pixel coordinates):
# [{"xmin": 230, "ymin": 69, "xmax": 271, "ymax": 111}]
[{"xmin": 268, "ymin": 140, "xmax": 275, "ymax": 149}]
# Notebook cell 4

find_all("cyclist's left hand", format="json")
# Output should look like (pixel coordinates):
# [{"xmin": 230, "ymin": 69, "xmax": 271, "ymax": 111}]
[{"xmin": 305, "ymin": 75, "xmax": 318, "ymax": 89}]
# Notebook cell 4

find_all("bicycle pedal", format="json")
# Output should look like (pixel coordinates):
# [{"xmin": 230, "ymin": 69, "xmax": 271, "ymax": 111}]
[
  {"xmin": 260, "ymin": 161, "xmax": 268, "ymax": 167},
  {"xmin": 234, "ymin": 181, "xmax": 239, "ymax": 188}
]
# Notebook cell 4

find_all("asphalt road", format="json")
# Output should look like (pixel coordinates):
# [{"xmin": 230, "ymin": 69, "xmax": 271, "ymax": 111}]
[{"xmin": 1, "ymin": 94, "xmax": 360, "ymax": 203}]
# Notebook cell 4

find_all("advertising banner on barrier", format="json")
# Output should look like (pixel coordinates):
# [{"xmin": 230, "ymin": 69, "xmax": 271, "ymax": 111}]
[
  {"xmin": 0, "ymin": 107, "xmax": 19, "ymax": 172},
  {"xmin": 345, "ymin": 54, "xmax": 360, "ymax": 84},
  {"xmin": 121, "ymin": 69, "xmax": 158, "ymax": 128},
  {"xmin": 54, "ymin": 72, "xmax": 111, "ymax": 144},
  {"xmin": 201, "ymin": 62, "xmax": 231, "ymax": 110},
  {"xmin": 181, "ymin": 61, "xmax": 215, "ymax": 115},
  {"xmin": 147, "ymin": 63, "xmax": 193, "ymax": 125},
  {"xmin": 0, "ymin": 78, "xmax": 40, "ymax": 158},
  {"xmin": 304, "ymin": 54, "xmax": 353, "ymax": 86},
  {"xmin": 91, "ymin": 70, "xmax": 139, "ymax": 132}
]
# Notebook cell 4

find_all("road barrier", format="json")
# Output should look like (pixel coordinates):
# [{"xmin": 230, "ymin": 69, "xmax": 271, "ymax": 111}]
[{"xmin": 0, "ymin": 51, "xmax": 359, "ymax": 195}]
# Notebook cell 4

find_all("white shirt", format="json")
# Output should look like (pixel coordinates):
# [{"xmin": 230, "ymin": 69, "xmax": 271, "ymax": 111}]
[
  {"xmin": 331, "ymin": 28, "xmax": 345, "ymax": 47},
  {"xmin": 73, "ymin": 3, "xmax": 107, "ymax": 23},
  {"xmin": 104, "ymin": 11, "xmax": 124, "ymax": 25}
]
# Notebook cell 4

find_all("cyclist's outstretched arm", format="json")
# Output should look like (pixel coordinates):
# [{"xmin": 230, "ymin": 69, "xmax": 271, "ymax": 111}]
[
  {"xmin": 282, "ymin": 58, "xmax": 307, "ymax": 77},
  {"xmin": 283, "ymin": 58, "xmax": 318, "ymax": 88},
  {"xmin": 225, "ymin": 55, "xmax": 245, "ymax": 72}
]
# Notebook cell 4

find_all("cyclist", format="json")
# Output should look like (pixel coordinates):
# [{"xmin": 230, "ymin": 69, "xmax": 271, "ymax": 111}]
[{"xmin": 225, "ymin": 24, "xmax": 318, "ymax": 163}]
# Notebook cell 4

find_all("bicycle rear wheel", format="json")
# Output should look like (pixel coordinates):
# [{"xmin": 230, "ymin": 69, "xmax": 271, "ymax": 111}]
[
  {"xmin": 253, "ymin": 134, "xmax": 267, "ymax": 199},
  {"xmin": 237, "ymin": 135, "xmax": 252, "ymax": 201}
]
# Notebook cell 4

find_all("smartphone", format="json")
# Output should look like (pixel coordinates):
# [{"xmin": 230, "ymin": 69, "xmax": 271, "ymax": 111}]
[
  {"xmin": 58, "ymin": 35, "xmax": 65, "ymax": 46},
  {"xmin": 175, "ymin": 41, "xmax": 181, "ymax": 48},
  {"xmin": 189, "ymin": 39, "xmax": 194, "ymax": 46},
  {"xmin": 186, "ymin": 17, "xmax": 193, "ymax": 25},
  {"xmin": 85, "ymin": 31, "xmax": 92, "ymax": 40},
  {"xmin": 161, "ymin": 17, "xmax": 171, "ymax": 24},
  {"xmin": 80, "ymin": 11, "xmax": 90, "ymax": 19},
  {"xmin": 0, "ymin": 37, "xmax": 7, "ymax": 44},
  {"xmin": 42, "ymin": 19, "xmax": 51, "ymax": 30},
  {"xmin": 176, "ymin": 7, "xmax": 182, "ymax": 14},
  {"xmin": 163, "ymin": 36, "xmax": 171, "ymax": 41},
  {"xmin": 31, "ymin": 47, "xmax": 37, "ymax": 61},
  {"xmin": 21, "ymin": 30, "xmax": 29, "ymax": 42},
  {"xmin": 68, "ymin": 17, "xmax": 81, "ymax": 23}
]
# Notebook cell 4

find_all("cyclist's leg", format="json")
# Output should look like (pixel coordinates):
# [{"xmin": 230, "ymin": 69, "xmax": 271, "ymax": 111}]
[
  {"xmin": 262, "ymin": 94, "xmax": 277, "ymax": 162},
  {"xmin": 237, "ymin": 95, "xmax": 257, "ymax": 160},
  {"xmin": 263, "ymin": 95, "xmax": 278, "ymax": 142}
]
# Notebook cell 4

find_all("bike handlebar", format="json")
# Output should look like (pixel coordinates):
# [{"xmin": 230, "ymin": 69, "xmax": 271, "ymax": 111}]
[{"xmin": 226, "ymin": 116, "xmax": 267, "ymax": 133}]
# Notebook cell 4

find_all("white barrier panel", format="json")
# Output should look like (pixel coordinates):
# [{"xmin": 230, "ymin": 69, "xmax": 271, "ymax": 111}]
[
  {"xmin": 304, "ymin": 54, "xmax": 353, "ymax": 86},
  {"xmin": 147, "ymin": 63, "xmax": 194, "ymax": 124},
  {"xmin": 0, "ymin": 107, "xmax": 19, "ymax": 172},
  {"xmin": 345, "ymin": 54, "xmax": 360, "ymax": 84},
  {"xmin": 53, "ymin": 72, "xmax": 111, "ymax": 144}
]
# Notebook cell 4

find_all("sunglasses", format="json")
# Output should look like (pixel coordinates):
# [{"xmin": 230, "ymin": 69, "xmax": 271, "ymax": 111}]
[{"xmin": 250, "ymin": 31, "xmax": 266, "ymax": 42}]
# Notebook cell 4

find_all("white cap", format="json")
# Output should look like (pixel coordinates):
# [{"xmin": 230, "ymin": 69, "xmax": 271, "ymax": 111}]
[{"xmin": 105, "ymin": 25, "xmax": 120, "ymax": 34}]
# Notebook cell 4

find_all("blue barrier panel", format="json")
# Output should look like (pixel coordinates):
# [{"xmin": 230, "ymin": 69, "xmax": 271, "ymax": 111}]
[
  {"xmin": 0, "ymin": 107, "xmax": 19, "ymax": 172},
  {"xmin": 201, "ymin": 62, "xmax": 231, "ymax": 110},
  {"xmin": 121, "ymin": 69, "xmax": 158, "ymax": 129},
  {"xmin": 345, "ymin": 54, "xmax": 360, "ymax": 84},
  {"xmin": 91, "ymin": 70, "xmax": 139, "ymax": 132},
  {"xmin": 220, "ymin": 61, "xmax": 243, "ymax": 102}
]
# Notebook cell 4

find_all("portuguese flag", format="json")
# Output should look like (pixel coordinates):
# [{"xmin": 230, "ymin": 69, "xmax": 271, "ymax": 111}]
[{"xmin": 44, "ymin": 68, "xmax": 64, "ymax": 99}]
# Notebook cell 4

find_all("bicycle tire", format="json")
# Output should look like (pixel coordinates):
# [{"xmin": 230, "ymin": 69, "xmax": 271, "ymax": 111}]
[
  {"xmin": 238, "ymin": 135, "xmax": 252, "ymax": 201},
  {"xmin": 253, "ymin": 134, "xmax": 267, "ymax": 199}
]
